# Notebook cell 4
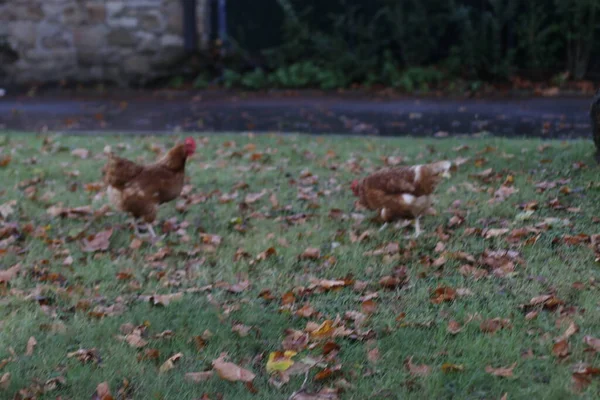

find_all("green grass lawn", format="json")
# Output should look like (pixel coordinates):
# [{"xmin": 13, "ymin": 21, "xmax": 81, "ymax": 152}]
[{"xmin": 1, "ymin": 132, "xmax": 600, "ymax": 400}]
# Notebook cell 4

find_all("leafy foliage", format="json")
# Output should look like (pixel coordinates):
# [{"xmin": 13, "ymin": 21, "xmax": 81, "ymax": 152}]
[{"xmin": 215, "ymin": 0, "xmax": 600, "ymax": 89}]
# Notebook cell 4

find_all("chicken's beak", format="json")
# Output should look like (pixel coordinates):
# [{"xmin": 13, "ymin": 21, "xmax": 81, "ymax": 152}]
[{"xmin": 442, "ymin": 170, "xmax": 451, "ymax": 179}]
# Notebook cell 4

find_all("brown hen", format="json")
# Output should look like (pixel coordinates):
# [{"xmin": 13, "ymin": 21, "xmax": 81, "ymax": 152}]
[
  {"xmin": 351, "ymin": 161, "xmax": 451, "ymax": 237},
  {"xmin": 102, "ymin": 137, "xmax": 196, "ymax": 237}
]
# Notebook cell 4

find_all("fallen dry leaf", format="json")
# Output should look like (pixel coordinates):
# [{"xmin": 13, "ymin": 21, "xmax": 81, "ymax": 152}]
[
  {"xmin": 552, "ymin": 339, "xmax": 570, "ymax": 358},
  {"xmin": 300, "ymin": 247, "xmax": 321, "ymax": 260},
  {"xmin": 212, "ymin": 355, "xmax": 256, "ymax": 383},
  {"xmin": 441, "ymin": 363, "xmax": 465, "ymax": 373},
  {"xmin": 92, "ymin": 381, "xmax": 112, "ymax": 400},
  {"xmin": 583, "ymin": 336, "xmax": 600, "ymax": 352},
  {"xmin": 25, "ymin": 336, "xmax": 37, "ymax": 356},
  {"xmin": 447, "ymin": 320, "xmax": 463, "ymax": 335},
  {"xmin": 405, "ymin": 356, "xmax": 431, "ymax": 377},
  {"xmin": 290, "ymin": 387, "xmax": 339, "ymax": 400},
  {"xmin": 480, "ymin": 318, "xmax": 511, "ymax": 334},
  {"xmin": 485, "ymin": 362, "xmax": 517, "ymax": 377},
  {"xmin": 71, "ymin": 148, "xmax": 90, "ymax": 159},
  {"xmin": 185, "ymin": 371, "xmax": 214, "ymax": 383},
  {"xmin": 147, "ymin": 292, "xmax": 184, "ymax": 306},
  {"xmin": 0, "ymin": 264, "xmax": 20, "ymax": 283},
  {"xmin": 430, "ymin": 286, "xmax": 456, "ymax": 304},
  {"xmin": 266, "ymin": 350, "xmax": 297, "ymax": 373},
  {"xmin": 81, "ymin": 229, "xmax": 113, "ymax": 252},
  {"xmin": 0, "ymin": 373, "xmax": 10, "ymax": 390},
  {"xmin": 558, "ymin": 322, "xmax": 579, "ymax": 341},
  {"xmin": 159, "ymin": 352, "xmax": 183, "ymax": 374},
  {"xmin": 232, "ymin": 324, "xmax": 252, "ymax": 337},
  {"xmin": 367, "ymin": 348, "xmax": 380, "ymax": 364}
]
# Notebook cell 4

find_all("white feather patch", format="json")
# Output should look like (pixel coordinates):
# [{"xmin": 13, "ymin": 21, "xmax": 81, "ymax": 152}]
[
  {"xmin": 413, "ymin": 165, "xmax": 423, "ymax": 183},
  {"xmin": 402, "ymin": 194, "xmax": 416, "ymax": 204}
]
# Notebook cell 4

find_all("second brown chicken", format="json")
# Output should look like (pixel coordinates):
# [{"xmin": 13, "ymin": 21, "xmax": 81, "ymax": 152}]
[{"xmin": 351, "ymin": 160, "xmax": 452, "ymax": 237}]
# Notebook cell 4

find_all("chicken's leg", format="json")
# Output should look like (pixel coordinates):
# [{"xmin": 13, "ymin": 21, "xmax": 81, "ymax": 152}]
[
  {"xmin": 414, "ymin": 217, "xmax": 422, "ymax": 238},
  {"xmin": 146, "ymin": 223, "xmax": 157, "ymax": 238}
]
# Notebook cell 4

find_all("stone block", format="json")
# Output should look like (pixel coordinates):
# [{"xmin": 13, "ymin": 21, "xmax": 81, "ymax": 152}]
[
  {"xmin": 73, "ymin": 25, "xmax": 108, "ymax": 50},
  {"xmin": 62, "ymin": 4, "xmax": 86, "ymax": 25},
  {"xmin": 137, "ymin": 32, "xmax": 159, "ymax": 53},
  {"xmin": 107, "ymin": 28, "xmax": 138, "ymax": 47},
  {"xmin": 106, "ymin": 1, "xmax": 125, "ymax": 18},
  {"xmin": 140, "ymin": 11, "xmax": 165, "ymax": 32},
  {"xmin": 107, "ymin": 17, "xmax": 139, "ymax": 29},
  {"xmin": 165, "ymin": 1, "xmax": 183, "ymax": 35},
  {"xmin": 86, "ymin": 3, "xmax": 106, "ymax": 23},
  {"xmin": 9, "ymin": 22, "xmax": 37, "ymax": 48},
  {"xmin": 124, "ymin": 54, "xmax": 151, "ymax": 75},
  {"xmin": 161, "ymin": 34, "xmax": 183, "ymax": 48},
  {"xmin": 42, "ymin": 32, "xmax": 71, "ymax": 49}
]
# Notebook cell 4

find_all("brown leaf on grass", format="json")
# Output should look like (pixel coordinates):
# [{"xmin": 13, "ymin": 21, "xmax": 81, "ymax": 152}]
[
  {"xmin": 255, "ymin": 247, "xmax": 277, "ymax": 262},
  {"xmin": 130, "ymin": 238, "xmax": 143, "ymax": 250},
  {"xmin": 232, "ymin": 324, "xmax": 252, "ymax": 337},
  {"xmin": 296, "ymin": 304, "xmax": 316, "ymax": 318},
  {"xmin": 447, "ymin": 320, "xmax": 463, "ymax": 334},
  {"xmin": 212, "ymin": 355, "xmax": 256, "ymax": 383},
  {"xmin": 367, "ymin": 347, "xmax": 380, "ymax": 364},
  {"xmin": 558, "ymin": 322, "xmax": 579, "ymax": 341},
  {"xmin": 25, "ymin": 336, "xmax": 37, "ymax": 356},
  {"xmin": 309, "ymin": 277, "xmax": 352, "ymax": 292},
  {"xmin": 245, "ymin": 190, "xmax": 267, "ymax": 204},
  {"xmin": 527, "ymin": 294, "xmax": 564, "ymax": 310},
  {"xmin": 118, "ymin": 327, "xmax": 148, "ymax": 348},
  {"xmin": 67, "ymin": 348, "xmax": 101, "ymax": 364},
  {"xmin": 363, "ymin": 242, "xmax": 400, "ymax": 256},
  {"xmin": 147, "ymin": 292, "xmax": 184, "ymax": 306},
  {"xmin": 583, "ymin": 336, "xmax": 600, "ymax": 352},
  {"xmin": 483, "ymin": 228, "xmax": 510, "ymax": 239},
  {"xmin": 227, "ymin": 280, "xmax": 250, "ymax": 293},
  {"xmin": 185, "ymin": 371, "xmax": 214, "ymax": 383},
  {"xmin": 572, "ymin": 373, "xmax": 592, "ymax": 393},
  {"xmin": 379, "ymin": 275, "xmax": 402, "ymax": 289},
  {"xmin": 490, "ymin": 185, "xmax": 518, "ymax": 204},
  {"xmin": 525, "ymin": 311, "xmax": 539, "ymax": 321},
  {"xmin": 0, "ymin": 373, "xmax": 10, "ymax": 390},
  {"xmin": 300, "ymin": 247, "xmax": 321, "ymax": 260},
  {"xmin": 159, "ymin": 352, "xmax": 183, "ymax": 374},
  {"xmin": 552, "ymin": 339, "xmax": 570, "ymax": 358},
  {"xmin": 137, "ymin": 348, "xmax": 160, "ymax": 362},
  {"xmin": 361, "ymin": 299, "xmax": 377, "ymax": 314},
  {"xmin": 81, "ymin": 229, "xmax": 113, "ymax": 252},
  {"xmin": 0, "ymin": 264, "xmax": 20, "ymax": 283},
  {"xmin": 307, "ymin": 320, "xmax": 334, "ymax": 339},
  {"xmin": 405, "ymin": 356, "xmax": 431, "ymax": 377},
  {"xmin": 480, "ymin": 318, "xmax": 511, "ymax": 334},
  {"xmin": 571, "ymin": 365, "xmax": 600, "ymax": 393},
  {"xmin": 0, "ymin": 156, "xmax": 11, "ymax": 168},
  {"xmin": 430, "ymin": 286, "xmax": 456, "ymax": 304},
  {"xmin": 92, "ymin": 381, "xmax": 113, "ymax": 400},
  {"xmin": 441, "ymin": 363, "xmax": 465, "ymax": 373},
  {"xmin": 290, "ymin": 387, "xmax": 339, "ymax": 400},
  {"xmin": 485, "ymin": 362, "xmax": 517, "ymax": 377},
  {"xmin": 282, "ymin": 329, "xmax": 309, "ymax": 352},
  {"xmin": 71, "ymin": 148, "xmax": 90, "ymax": 159}
]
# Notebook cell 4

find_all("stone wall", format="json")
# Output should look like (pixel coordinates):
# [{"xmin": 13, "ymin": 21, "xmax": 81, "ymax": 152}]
[{"xmin": 0, "ymin": 0, "xmax": 209, "ymax": 85}]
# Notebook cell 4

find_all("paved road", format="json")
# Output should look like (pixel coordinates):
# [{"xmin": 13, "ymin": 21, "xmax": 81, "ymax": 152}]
[{"xmin": 0, "ymin": 90, "xmax": 593, "ymax": 138}]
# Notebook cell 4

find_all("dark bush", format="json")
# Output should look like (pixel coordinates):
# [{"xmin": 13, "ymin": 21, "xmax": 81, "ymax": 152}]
[{"xmin": 217, "ymin": 0, "xmax": 600, "ymax": 89}]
